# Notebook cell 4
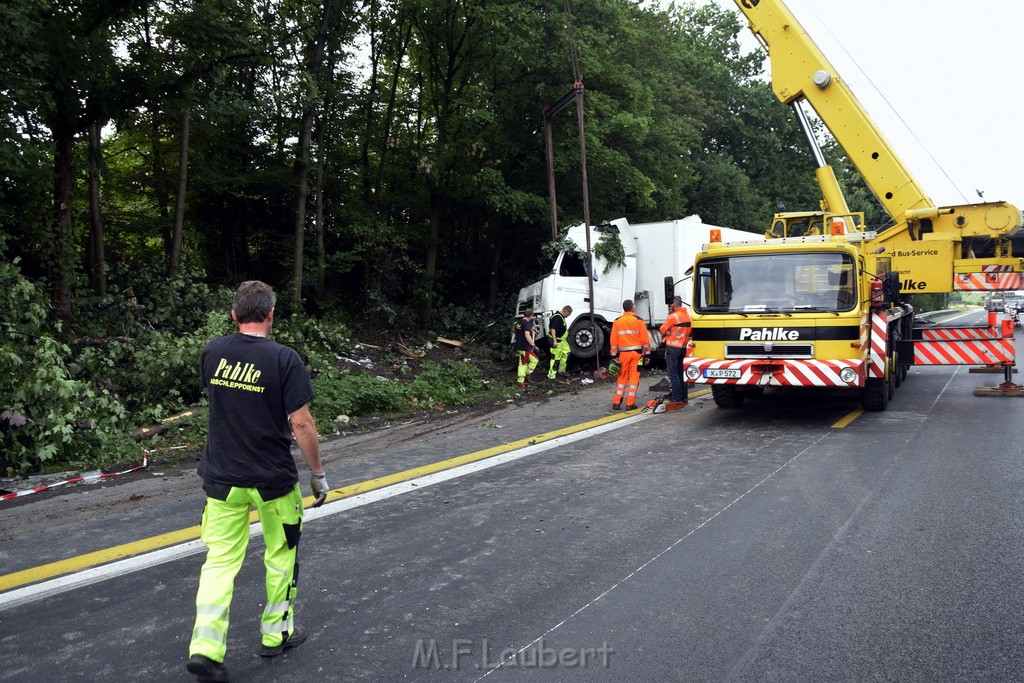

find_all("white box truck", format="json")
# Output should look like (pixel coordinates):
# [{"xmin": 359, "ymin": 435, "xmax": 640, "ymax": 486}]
[{"xmin": 516, "ymin": 215, "xmax": 762, "ymax": 359}]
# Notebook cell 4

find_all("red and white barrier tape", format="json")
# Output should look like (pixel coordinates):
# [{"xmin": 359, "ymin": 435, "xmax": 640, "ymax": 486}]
[{"xmin": 0, "ymin": 445, "xmax": 190, "ymax": 502}]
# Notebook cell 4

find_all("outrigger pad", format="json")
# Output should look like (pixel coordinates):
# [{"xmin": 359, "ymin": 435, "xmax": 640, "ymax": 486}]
[{"xmin": 974, "ymin": 386, "xmax": 1024, "ymax": 397}]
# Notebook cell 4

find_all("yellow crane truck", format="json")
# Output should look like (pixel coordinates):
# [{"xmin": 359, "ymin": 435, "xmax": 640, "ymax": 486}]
[{"xmin": 683, "ymin": 0, "xmax": 1024, "ymax": 411}]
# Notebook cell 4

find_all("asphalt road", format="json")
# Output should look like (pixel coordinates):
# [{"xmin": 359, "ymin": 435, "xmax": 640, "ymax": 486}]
[{"xmin": 2, "ymin": 313, "xmax": 1023, "ymax": 681}]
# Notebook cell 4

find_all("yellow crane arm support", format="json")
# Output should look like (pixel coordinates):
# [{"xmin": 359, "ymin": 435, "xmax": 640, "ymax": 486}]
[{"xmin": 733, "ymin": 0, "xmax": 1021, "ymax": 261}]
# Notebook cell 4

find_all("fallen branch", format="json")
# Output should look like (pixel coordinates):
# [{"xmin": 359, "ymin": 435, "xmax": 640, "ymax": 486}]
[
  {"xmin": 394, "ymin": 343, "xmax": 426, "ymax": 359},
  {"xmin": 131, "ymin": 407, "xmax": 207, "ymax": 442},
  {"xmin": 435, "ymin": 336, "xmax": 463, "ymax": 348}
]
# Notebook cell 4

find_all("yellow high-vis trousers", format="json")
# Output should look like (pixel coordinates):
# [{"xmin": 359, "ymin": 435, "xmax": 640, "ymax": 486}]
[
  {"xmin": 517, "ymin": 350, "xmax": 538, "ymax": 383},
  {"xmin": 189, "ymin": 483, "xmax": 303, "ymax": 662},
  {"xmin": 548, "ymin": 336, "xmax": 570, "ymax": 378}
]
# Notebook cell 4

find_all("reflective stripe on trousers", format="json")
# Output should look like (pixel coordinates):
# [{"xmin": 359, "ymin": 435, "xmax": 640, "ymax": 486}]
[
  {"xmin": 517, "ymin": 350, "xmax": 539, "ymax": 382},
  {"xmin": 612, "ymin": 350, "xmax": 642, "ymax": 406},
  {"xmin": 549, "ymin": 337, "xmax": 570, "ymax": 377},
  {"xmin": 189, "ymin": 483, "xmax": 303, "ymax": 661}
]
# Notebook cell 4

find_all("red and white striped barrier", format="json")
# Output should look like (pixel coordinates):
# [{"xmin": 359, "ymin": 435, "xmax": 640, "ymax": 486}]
[
  {"xmin": 869, "ymin": 312, "xmax": 887, "ymax": 378},
  {"xmin": 686, "ymin": 357, "xmax": 864, "ymax": 387},
  {"xmin": 913, "ymin": 337, "xmax": 1015, "ymax": 366},
  {"xmin": 919, "ymin": 326, "xmax": 999, "ymax": 341},
  {"xmin": 953, "ymin": 272, "xmax": 1024, "ymax": 292},
  {"xmin": 0, "ymin": 445, "xmax": 191, "ymax": 503},
  {"xmin": 913, "ymin": 313, "xmax": 1015, "ymax": 366}
]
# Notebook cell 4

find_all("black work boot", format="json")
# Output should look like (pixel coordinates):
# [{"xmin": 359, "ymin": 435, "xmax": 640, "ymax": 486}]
[
  {"xmin": 186, "ymin": 654, "xmax": 229, "ymax": 682},
  {"xmin": 259, "ymin": 625, "xmax": 308, "ymax": 657}
]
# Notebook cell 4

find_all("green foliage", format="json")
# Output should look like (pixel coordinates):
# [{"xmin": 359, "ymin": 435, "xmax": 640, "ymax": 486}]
[
  {"xmin": 911, "ymin": 293, "xmax": 949, "ymax": 313},
  {"xmin": 310, "ymin": 359, "xmax": 492, "ymax": 429},
  {"xmin": 541, "ymin": 231, "xmax": 583, "ymax": 262},
  {"xmin": 74, "ymin": 311, "xmax": 229, "ymax": 423},
  {"xmin": 0, "ymin": 255, "xmax": 137, "ymax": 473},
  {"xmin": 406, "ymin": 360, "xmax": 490, "ymax": 406},
  {"xmin": 433, "ymin": 301, "xmax": 511, "ymax": 351},
  {"xmin": 271, "ymin": 314, "xmax": 354, "ymax": 376},
  {"xmin": 311, "ymin": 369, "xmax": 409, "ymax": 422},
  {"xmin": 75, "ymin": 258, "xmax": 234, "ymax": 338},
  {"xmin": 594, "ymin": 229, "xmax": 627, "ymax": 273}
]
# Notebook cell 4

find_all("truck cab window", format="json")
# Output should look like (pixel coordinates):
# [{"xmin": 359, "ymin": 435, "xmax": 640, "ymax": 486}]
[
  {"xmin": 695, "ymin": 252, "xmax": 856, "ymax": 313},
  {"xmin": 558, "ymin": 252, "xmax": 588, "ymax": 277}
]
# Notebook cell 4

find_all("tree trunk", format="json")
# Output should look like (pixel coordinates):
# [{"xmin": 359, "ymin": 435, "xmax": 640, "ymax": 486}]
[
  {"xmin": 423, "ymin": 190, "xmax": 441, "ymax": 326},
  {"xmin": 86, "ymin": 122, "xmax": 107, "ymax": 295},
  {"xmin": 167, "ymin": 104, "xmax": 190, "ymax": 279},
  {"xmin": 488, "ymin": 235, "xmax": 502, "ymax": 310},
  {"xmin": 313, "ymin": 113, "xmax": 327, "ymax": 297},
  {"xmin": 292, "ymin": 118, "xmax": 314, "ymax": 305},
  {"xmin": 373, "ymin": 22, "xmax": 412, "ymax": 198},
  {"xmin": 51, "ymin": 124, "xmax": 75, "ymax": 330},
  {"xmin": 151, "ymin": 114, "xmax": 171, "ymax": 258},
  {"xmin": 292, "ymin": 0, "xmax": 334, "ymax": 305},
  {"xmin": 359, "ymin": 13, "xmax": 381, "ymax": 204}
]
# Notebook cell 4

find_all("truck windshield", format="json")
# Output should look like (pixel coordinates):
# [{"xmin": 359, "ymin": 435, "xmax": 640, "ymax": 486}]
[{"xmin": 694, "ymin": 252, "xmax": 857, "ymax": 314}]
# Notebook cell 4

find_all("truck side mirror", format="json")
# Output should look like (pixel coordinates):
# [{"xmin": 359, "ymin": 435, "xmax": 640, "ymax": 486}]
[
  {"xmin": 882, "ymin": 271, "xmax": 901, "ymax": 302},
  {"xmin": 664, "ymin": 276, "xmax": 674, "ymax": 305}
]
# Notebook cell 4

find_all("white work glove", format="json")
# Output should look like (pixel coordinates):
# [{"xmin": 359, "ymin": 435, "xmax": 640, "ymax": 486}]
[{"xmin": 310, "ymin": 472, "xmax": 330, "ymax": 508}]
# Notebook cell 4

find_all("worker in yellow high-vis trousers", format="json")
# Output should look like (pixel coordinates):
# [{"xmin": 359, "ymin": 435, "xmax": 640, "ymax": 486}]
[
  {"xmin": 513, "ymin": 307, "xmax": 539, "ymax": 390},
  {"xmin": 186, "ymin": 281, "xmax": 329, "ymax": 683},
  {"xmin": 547, "ymin": 305, "xmax": 573, "ymax": 379}
]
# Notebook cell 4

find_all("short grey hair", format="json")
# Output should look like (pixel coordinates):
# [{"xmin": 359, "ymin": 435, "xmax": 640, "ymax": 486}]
[{"xmin": 233, "ymin": 280, "xmax": 276, "ymax": 323}]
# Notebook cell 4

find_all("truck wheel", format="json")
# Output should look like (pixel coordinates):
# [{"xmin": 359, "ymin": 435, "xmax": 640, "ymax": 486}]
[
  {"xmin": 860, "ymin": 377, "xmax": 888, "ymax": 411},
  {"xmin": 567, "ymin": 319, "xmax": 605, "ymax": 359},
  {"xmin": 712, "ymin": 385, "xmax": 745, "ymax": 408}
]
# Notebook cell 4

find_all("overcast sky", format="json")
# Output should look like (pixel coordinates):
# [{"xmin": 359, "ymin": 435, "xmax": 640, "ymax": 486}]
[{"xmin": 708, "ymin": 0, "xmax": 1024, "ymax": 209}]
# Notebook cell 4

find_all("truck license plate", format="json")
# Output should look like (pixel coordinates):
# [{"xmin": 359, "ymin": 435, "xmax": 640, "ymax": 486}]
[{"xmin": 704, "ymin": 368, "xmax": 741, "ymax": 379}]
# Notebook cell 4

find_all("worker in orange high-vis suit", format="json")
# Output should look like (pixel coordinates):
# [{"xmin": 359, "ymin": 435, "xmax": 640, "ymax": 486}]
[
  {"xmin": 609, "ymin": 299, "xmax": 651, "ymax": 410},
  {"xmin": 659, "ymin": 295, "xmax": 692, "ymax": 404}
]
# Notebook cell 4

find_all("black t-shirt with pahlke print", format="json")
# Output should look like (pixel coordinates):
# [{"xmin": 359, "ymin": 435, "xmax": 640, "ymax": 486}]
[
  {"xmin": 513, "ymin": 317, "xmax": 536, "ymax": 351},
  {"xmin": 199, "ymin": 333, "xmax": 314, "ymax": 489}
]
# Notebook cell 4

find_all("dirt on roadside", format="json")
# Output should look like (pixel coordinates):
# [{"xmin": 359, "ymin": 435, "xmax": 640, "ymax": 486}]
[{"xmin": 0, "ymin": 332, "xmax": 653, "ymax": 512}]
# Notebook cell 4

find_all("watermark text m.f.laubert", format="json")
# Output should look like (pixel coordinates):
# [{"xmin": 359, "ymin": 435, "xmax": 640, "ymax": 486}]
[{"xmin": 412, "ymin": 638, "xmax": 615, "ymax": 671}]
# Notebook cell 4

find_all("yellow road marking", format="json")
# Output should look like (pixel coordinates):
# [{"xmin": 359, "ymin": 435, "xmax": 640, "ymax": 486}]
[
  {"xmin": 831, "ymin": 408, "xmax": 864, "ymax": 429},
  {"xmin": 0, "ymin": 525, "xmax": 202, "ymax": 592},
  {"xmin": 0, "ymin": 411, "xmax": 635, "ymax": 593}
]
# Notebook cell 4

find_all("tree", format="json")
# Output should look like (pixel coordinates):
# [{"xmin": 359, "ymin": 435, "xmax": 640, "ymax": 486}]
[{"xmin": 0, "ymin": 0, "xmax": 150, "ymax": 328}]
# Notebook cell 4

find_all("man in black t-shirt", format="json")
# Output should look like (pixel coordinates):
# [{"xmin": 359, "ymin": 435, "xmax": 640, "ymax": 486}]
[
  {"xmin": 187, "ymin": 281, "xmax": 328, "ymax": 683},
  {"xmin": 547, "ymin": 305, "xmax": 573, "ymax": 379},
  {"xmin": 513, "ymin": 308, "xmax": 538, "ymax": 390}
]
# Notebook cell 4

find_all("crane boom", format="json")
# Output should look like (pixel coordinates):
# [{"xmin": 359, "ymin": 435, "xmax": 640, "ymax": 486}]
[{"xmin": 733, "ymin": 0, "xmax": 1022, "ymax": 258}]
